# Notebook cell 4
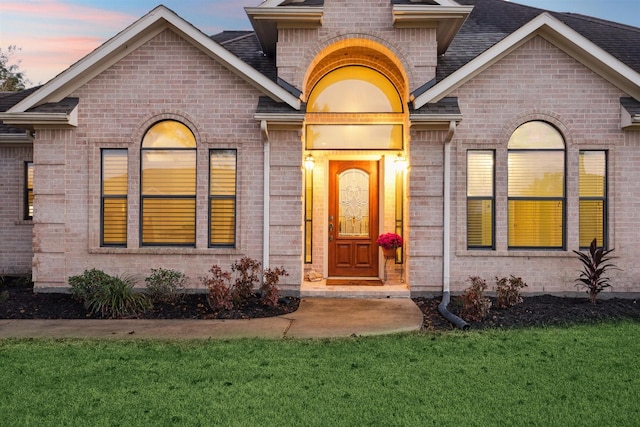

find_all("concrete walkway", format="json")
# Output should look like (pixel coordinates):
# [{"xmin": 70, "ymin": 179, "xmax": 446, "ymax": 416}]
[{"xmin": 0, "ymin": 298, "xmax": 424, "ymax": 340}]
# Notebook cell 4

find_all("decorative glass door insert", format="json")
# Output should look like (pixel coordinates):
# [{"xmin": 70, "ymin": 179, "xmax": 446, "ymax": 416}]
[{"xmin": 338, "ymin": 169, "xmax": 369, "ymax": 237}]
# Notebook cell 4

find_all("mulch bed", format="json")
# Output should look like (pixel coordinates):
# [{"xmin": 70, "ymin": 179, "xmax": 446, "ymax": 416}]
[
  {"xmin": 0, "ymin": 287, "xmax": 300, "ymax": 320},
  {"xmin": 415, "ymin": 294, "xmax": 640, "ymax": 331},
  {"xmin": 1, "ymin": 282, "xmax": 639, "ymax": 331}
]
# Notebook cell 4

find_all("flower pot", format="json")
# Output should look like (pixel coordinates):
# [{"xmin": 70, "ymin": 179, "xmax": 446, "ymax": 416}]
[{"xmin": 382, "ymin": 247, "xmax": 396, "ymax": 259}]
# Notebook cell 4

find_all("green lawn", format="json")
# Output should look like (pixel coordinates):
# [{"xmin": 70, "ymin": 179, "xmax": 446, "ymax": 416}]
[{"xmin": 1, "ymin": 321, "xmax": 639, "ymax": 426}]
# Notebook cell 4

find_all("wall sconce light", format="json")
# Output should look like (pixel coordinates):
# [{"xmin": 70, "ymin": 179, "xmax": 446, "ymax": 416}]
[
  {"xmin": 304, "ymin": 155, "xmax": 315, "ymax": 171},
  {"xmin": 395, "ymin": 155, "xmax": 408, "ymax": 172}
]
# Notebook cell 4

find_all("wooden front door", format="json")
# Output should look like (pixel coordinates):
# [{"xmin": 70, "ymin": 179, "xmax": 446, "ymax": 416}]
[{"xmin": 328, "ymin": 161, "xmax": 379, "ymax": 277}]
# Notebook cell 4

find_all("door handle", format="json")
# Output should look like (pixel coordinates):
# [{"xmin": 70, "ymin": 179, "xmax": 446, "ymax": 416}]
[{"xmin": 328, "ymin": 223, "xmax": 333, "ymax": 232}]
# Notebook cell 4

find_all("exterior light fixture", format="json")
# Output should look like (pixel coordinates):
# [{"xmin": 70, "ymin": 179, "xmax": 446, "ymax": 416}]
[
  {"xmin": 395, "ymin": 155, "xmax": 408, "ymax": 172},
  {"xmin": 304, "ymin": 155, "xmax": 315, "ymax": 170}
]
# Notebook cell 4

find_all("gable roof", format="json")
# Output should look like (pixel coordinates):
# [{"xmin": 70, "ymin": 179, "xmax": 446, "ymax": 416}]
[
  {"xmin": 6, "ymin": 5, "xmax": 300, "ymax": 114},
  {"xmin": 415, "ymin": 0, "xmax": 640, "ymax": 107},
  {"xmin": 439, "ymin": 0, "xmax": 640, "ymax": 80}
]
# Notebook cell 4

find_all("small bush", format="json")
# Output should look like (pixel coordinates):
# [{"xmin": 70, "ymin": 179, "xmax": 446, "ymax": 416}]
[
  {"xmin": 86, "ymin": 277, "xmax": 151, "ymax": 317},
  {"xmin": 69, "ymin": 269, "xmax": 112, "ymax": 303},
  {"xmin": 85, "ymin": 274, "xmax": 151, "ymax": 318},
  {"xmin": 69, "ymin": 269, "xmax": 151, "ymax": 318},
  {"xmin": 231, "ymin": 257, "xmax": 262, "ymax": 304},
  {"xmin": 261, "ymin": 266, "xmax": 288, "ymax": 307},
  {"xmin": 202, "ymin": 265, "xmax": 233, "ymax": 311},
  {"xmin": 460, "ymin": 276, "xmax": 492, "ymax": 322},
  {"xmin": 495, "ymin": 275, "xmax": 528, "ymax": 308},
  {"xmin": 202, "ymin": 258, "xmax": 288, "ymax": 310},
  {"xmin": 0, "ymin": 290, "xmax": 8, "ymax": 302},
  {"xmin": 145, "ymin": 268, "xmax": 186, "ymax": 303},
  {"xmin": 573, "ymin": 238, "xmax": 618, "ymax": 305}
]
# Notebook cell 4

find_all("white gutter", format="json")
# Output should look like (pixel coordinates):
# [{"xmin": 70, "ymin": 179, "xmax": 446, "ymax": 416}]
[
  {"xmin": 438, "ymin": 120, "xmax": 469, "ymax": 329},
  {"xmin": 261, "ymin": 120, "xmax": 270, "ymax": 269},
  {"xmin": 443, "ymin": 120, "xmax": 456, "ymax": 293}
]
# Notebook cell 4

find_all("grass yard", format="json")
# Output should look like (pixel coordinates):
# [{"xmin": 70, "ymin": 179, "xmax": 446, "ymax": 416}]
[{"xmin": 1, "ymin": 321, "xmax": 639, "ymax": 426}]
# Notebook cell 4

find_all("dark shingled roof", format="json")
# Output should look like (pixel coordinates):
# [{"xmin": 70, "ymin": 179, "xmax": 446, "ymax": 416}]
[
  {"xmin": 0, "ymin": 86, "xmax": 40, "ymax": 134},
  {"xmin": 28, "ymin": 97, "xmax": 79, "ymax": 114},
  {"xmin": 256, "ymin": 96, "xmax": 304, "ymax": 114},
  {"xmin": 210, "ymin": 31, "xmax": 277, "ymax": 83},
  {"xmin": 392, "ymin": 0, "xmax": 439, "ymax": 4},
  {"xmin": 279, "ymin": 0, "xmax": 325, "ymax": 6},
  {"xmin": 440, "ymin": 0, "xmax": 640, "ymax": 81},
  {"xmin": 410, "ymin": 97, "xmax": 460, "ymax": 115},
  {"xmin": 621, "ymin": 97, "xmax": 640, "ymax": 116}
]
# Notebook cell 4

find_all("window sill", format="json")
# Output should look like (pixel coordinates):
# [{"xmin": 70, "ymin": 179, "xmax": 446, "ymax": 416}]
[
  {"xmin": 90, "ymin": 247, "xmax": 241, "ymax": 255},
  {"xmin": 14, "ymin": 220, "xmax": 33, "ymax": 226},
  {"xmin": 457, "ymin": 249, "xmax": 575, "ymax": 258}
]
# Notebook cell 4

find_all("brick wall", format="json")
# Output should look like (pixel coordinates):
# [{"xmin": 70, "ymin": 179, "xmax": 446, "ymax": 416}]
[
  {"xmin": 436, "ymin": 36, "xmax": 635, "ymax": 295},
  {"xmin": 0, "ymin": 144, "xmax": 33, "ymax": 275},
  {"xmin": 276, "ymin": 0, "xmax": 437, "ymax": 92},
  {"xmin": 31, "ymin": 29, "xmax": 288, "ymax": 291}
]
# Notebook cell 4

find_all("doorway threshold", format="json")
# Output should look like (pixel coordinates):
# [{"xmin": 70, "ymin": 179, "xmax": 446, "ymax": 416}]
[{"xmin": 301, "ymin": 279, "xmax": 410, "ymax": 298}]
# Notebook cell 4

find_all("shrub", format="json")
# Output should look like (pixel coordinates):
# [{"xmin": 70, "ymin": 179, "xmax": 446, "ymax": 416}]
[
  {"xmin": 231, "ymin": 257, "xmax": 262, "ymax": 304},
  {"xmin": 202, "ymin": 265, "xmax": 233, "ymax": 311},
  {"xmin": 69, "ymin": 269, "xmax": 151, "ymax": 318},
  {"xmin": 0, "ymin": 290, "xmax": 8, "ymax": 302},
  {"xmin": 69, "ymin": 269, "xmax": 112, "ymax": 303},
  {"xmin": 573, "ymin": 238, "xmax": 618, "ymax": 305},
  {"xmin": 495, "ymin": 275, "xmax": 528, "ymax": 308},
  {"xmin": 202, "ymin": 258, "xmax": 288, "ymax": 310},
  {"xmin": 145, "ymin": 268, "xmax": 187, "ymax": 303},
  {"xmin": 261, "ymin": 266, "xmax": 288, "ymax": 307},
  {"xmin": 459, "ymin": 276, "xmax": 492, "ymax": 322},
  {"xmin": 85, "ymin": 274, "xmax": 151, "ymax": 318}
]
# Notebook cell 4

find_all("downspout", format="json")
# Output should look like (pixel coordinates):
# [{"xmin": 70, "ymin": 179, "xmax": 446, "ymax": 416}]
[
  {"xmin": 437, "ymin": 120, "xmax": 469, "ymax": 330},
  {"xmin": 261, "ymin": 120, "xmax": 270, "ymax": 269}
]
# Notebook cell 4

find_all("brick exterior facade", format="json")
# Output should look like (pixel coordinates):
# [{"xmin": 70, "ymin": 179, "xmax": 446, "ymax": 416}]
[{"xmin": 1, "ymin": 2, "xmax": 639, "ymax": 297}]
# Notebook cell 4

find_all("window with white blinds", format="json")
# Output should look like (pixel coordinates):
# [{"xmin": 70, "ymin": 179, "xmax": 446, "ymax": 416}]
[
  {"xmin": 508, "ymin": 121, "xmax": 565, "ymax": 249},
  {"xmin": 141, "ymin": 121, "xmax": 196, "ymax": 246},
  {"xmin": 210, "ymin": 150, "xmax": 236, "ymax": 247},
  {"xmin": 579, "ymin": 151, "xmax": 606, "ymax": 248},
  {"xmin": 467, "ymin": 150, "xmax": 494, "ymax": 248},
  {"xmin": 101, "ymin": 150, "xmax": 127, "ymax": 246},
  {"xmin": 24, "ymin": 162, "xmax": 34, "ymax": 220}
]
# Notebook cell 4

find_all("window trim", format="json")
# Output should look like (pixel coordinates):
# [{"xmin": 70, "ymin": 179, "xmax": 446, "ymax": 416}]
[
  {"xmin": 101, "ymin": 149, "xmax": 128, "ymax": 247},
  {"xmin": 467, "ymin": 150, "xmax": 495, "ymax": 250},
  {"xmin": 139, "ymin": 120, "xmax": 197, "ymax": 247},
  {"xmin": 209, "ymin": 149, "xmax": 237, "ymax": 249},
  {"xmin": 579, "ymin": 150, "xmax": 608, "ymax": 249},
  {"xmin": 24, "ymin": 162, "xmax": 33, "ymax": 221},
  {"xmin": 507, "ymin": 121, "xmax": 566, "ymax": 250}
]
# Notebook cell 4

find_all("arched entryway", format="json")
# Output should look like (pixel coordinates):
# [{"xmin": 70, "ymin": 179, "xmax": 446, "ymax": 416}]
[{"xmin": 302, "ymin": 40, "xmax": 409, "ymax": 285}]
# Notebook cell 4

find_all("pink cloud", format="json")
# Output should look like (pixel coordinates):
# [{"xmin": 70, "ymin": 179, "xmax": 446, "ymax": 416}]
[
  {"xmin": 0, "ymin": 0, "xmax": 135, "ymax": 28},
  {"xmin": 0, "ymin": 1, "xmax": 137, "ymax": 85}
]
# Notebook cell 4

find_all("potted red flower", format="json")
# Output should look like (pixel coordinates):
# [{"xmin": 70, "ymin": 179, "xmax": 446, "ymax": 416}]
[{"xmin": 377, "ymin": 233, "xmax": 403, "ymax": 258}]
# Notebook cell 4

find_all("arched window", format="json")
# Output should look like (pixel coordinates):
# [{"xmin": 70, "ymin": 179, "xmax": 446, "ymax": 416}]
[
  {"xmin": 141, "ymin": 120, "xmax": 196, "ymax": 246},
  {"xmin": 305, "ymin": 66, "xmax": 404, "ymax": 150},
  {"xmin": 307, "ymin": 66, "xmax": 403, "ymax": 113},
  {"xmin": 508, "ymin": 121, "xmax": 565, "ymax": 249}
]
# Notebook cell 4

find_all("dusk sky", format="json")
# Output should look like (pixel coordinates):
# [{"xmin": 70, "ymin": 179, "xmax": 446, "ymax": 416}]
[{"xmin": 1, "ymin": 0, "xmax": 639, "ymax": 87}]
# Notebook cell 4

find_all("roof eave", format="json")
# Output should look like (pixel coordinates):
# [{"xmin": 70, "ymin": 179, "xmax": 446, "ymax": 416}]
[
  {"xmin": 621, "ymin": 108, "xmax": 640, "ymax": 130},
  {"xmin": 414, "ymin": 13, "xmax": 640, "ymax": 108},
  {"xmin": 0, "ymin": 132, "xmax": 33, "ymax": 144},
  {"xmin": 246, "ymin": 6, "xmax": 323, "ymax": 57},
  {"xmin": 0, "ymin": 109, "xmax": 78, "ymax": 131},
  {"xmin": 392, "ymin": 5, "xmax": 473, "ymax": 55},
  {"xmin": 410, "ymin": 113, "xmax": 462, "ymax": 130}
]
